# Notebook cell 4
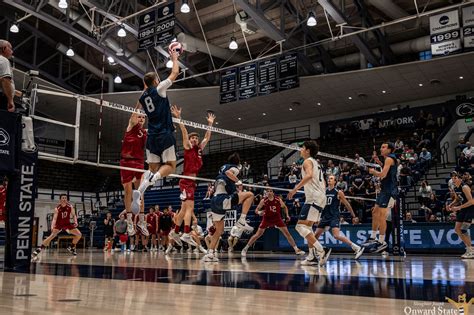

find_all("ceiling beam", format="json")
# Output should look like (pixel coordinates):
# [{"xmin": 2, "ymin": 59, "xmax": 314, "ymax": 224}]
[
  {"xmin": 4, "ymin": 0, "xmax": 145, "ymax": 78},
  {"xmin": 234, "ymin": 0, "xmax": 285, "ymax": 42},
  {"xmin": 318, "ymin": 0, "xmax": 381, "ymax": 67}
]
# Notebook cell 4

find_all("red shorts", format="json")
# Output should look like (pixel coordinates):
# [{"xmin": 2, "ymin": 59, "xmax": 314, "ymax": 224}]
[
  {"xmin": 120, "ymin": 160, "xmax": 144, "ymax": 184},
  {"xmin": 259, "ymin": 217, "xmax": 286, "ymax": 229},
  {"xmin": 160, "ymin": 229, "xmax": 171, "ymax": 236},
  {"xmin": 54, "ymin": 224, "xmax": 77, "ymax": 232},
  {"xmin": 147, "ymin": 225, "xmax": 157, "ymax": 235},
  {"xmin": 179, "ymin": 178, "xmax": 196, "ymax": 201}
]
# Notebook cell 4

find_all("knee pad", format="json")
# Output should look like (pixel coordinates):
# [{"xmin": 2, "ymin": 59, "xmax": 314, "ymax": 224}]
[
  {"xmin": 461, "ymin": 222, "xmax": 471, "ymax": 235},
  {"xmin": 295, "ymin": 224, "xmax": 312, "ymax": 238}
]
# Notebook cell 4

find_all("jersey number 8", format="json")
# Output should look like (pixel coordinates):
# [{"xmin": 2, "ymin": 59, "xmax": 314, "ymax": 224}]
[{"xmin": 144, "ymin": 96, "xmax": 155, "ymax": 112}]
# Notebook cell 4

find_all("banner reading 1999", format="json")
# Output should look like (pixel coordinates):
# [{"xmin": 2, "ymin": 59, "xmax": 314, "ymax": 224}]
[{"xmin": 429, "ymin": 10, "xmax": 462, "ymax": 56}]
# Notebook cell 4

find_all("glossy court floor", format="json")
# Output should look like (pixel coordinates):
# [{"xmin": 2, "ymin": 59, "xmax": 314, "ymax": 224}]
[{"xmin": 1, "ymin": 249, "xmax": 473, "ymax": 314}]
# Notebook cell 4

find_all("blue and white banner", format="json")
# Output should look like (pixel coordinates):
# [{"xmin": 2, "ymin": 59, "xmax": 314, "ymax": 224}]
[
  {"xmin": 429, "ymin": 10, "xmax": 462, "ymax": 56},
  {"xmin": 280, "ymin": 223, "xmax": 474, "ymax": 251}
]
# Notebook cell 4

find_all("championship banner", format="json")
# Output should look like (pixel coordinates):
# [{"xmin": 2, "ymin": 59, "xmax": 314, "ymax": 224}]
[
  {"xmin": 462, "ymin": 6, "xmax": 474, "ymax": 49},
  {"xmin": 429, "ymin": 10, "xmax": 462, "ymax": 56},
  {"xmin": 5, "ymin": 149, "xmax": 38, "ymax": 272}
]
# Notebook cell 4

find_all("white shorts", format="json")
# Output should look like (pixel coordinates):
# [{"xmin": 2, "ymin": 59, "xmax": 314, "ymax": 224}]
[
  {"xmin": 146, "ymin": 145, "xmax": 176, "ymax": 164},
  {"xmin": 299, "ymin": 203, "xmax": 322, "ymax": 222},
  {"xmin": 210, "ymin": 212, "xmax": 226, "ymax": 222}
]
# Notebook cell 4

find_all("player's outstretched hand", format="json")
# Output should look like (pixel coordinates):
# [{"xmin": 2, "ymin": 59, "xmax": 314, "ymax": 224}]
[
  {"xmin": 207, "ymin": 111, "xmax": 216, "ymax": 125},
  {"xmin": 171, "ymin": 104, "xmax": 181, "ymax": 118}
]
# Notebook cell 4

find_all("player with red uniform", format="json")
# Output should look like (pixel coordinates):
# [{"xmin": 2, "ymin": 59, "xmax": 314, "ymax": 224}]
[
  {"xmin": 241, "ymin": 188, "xmax": 304, "ymax": 257},
  {"xmin": 169, "ymin": 105, "xmax": 215, "ymax": 248},
  {"xmin": 120, "ymin": 112, "xmax": 148, "ymax": 235},
  {"xmin": 0, "ymin": 177, "xmax": 7, "ymax": 222},
  {"xmin": 145, "ymin": 207, "xmax": 158, "ymax": 251},
  {"xmin": 32, "ymin": 194, "xmax": 82, "ymax": 257}
]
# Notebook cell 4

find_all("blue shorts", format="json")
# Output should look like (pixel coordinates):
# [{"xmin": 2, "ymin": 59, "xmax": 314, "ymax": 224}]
[
  {"xmin": 210, "ymin": 193, "xmax": 239, "ymax": 218},
  {"xmin": 146, "ymin": 132, "xmax": 176, "ymax": 158},
  {"xmin": 317, "ymin": 217, "xmax": 340, "ymax": 229},
  {"xmin": 376, "ymin": 191, "xmax": 396, "ymax": 208},
  {"xmin": 456, "ymin": 208, "xmax": 474, "ymax": 223},
  {"xmin": 299, "ymin": 203, "xmax": 323, "ymax": 222}
]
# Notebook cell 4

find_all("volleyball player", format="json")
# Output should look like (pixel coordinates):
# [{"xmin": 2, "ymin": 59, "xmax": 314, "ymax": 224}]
[
  {"xmin": 363, "ymin": 142, "xmax": 397, "ymax": 253},
  {"xmin": 131, "ymin": 51, "xmax": 180, "ymax": 214},
  {"xmin": 227, "ymin": 225, "xmax": 243, "ymax": 252},
  {"xmin": 314, "ymin": 175, "xmax": 364, "ymax": 259},
  {"xmin": 146, "ymin": 206, "xmax": 159, "ymax": 251},
  {"xmin": 287, "ymin": 140, "xmax": 331, "ymax": 266},
  {"xmin": 448, "ymin": 172, "xmax": 474, "ymax": 259},
  {"xmin": 120, "ymin": 112, "xmax": 147, "ymax": 230},
  {"xmin": 204, "ymin": 153, "xmax": 255, "ymax": 262},
  {"xmin": 134, "ymin": 212, "xmax": 149, "ymax": 251},
  {"xmin": 169, "ymin": 105, "xmax": 215, "ymax": 248},
  {"xmin": 32, "ymin": 194, "xmax": 82, "ymax": 257},
  {"xmin": 241, "ymin": 187, "xmax": 305, "ymax": 257}
]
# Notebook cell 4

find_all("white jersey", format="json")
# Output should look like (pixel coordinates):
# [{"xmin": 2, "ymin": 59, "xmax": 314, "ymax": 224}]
[
  {"xmin": 230, "ymin": 225, "xmax": 243, "ymax": 238},
  {"xmin": 301, "ymin": 157, "xmax": 326, "ymax": 207}
]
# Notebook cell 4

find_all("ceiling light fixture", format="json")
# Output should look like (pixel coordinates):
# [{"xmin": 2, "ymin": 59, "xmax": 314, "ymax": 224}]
[
  {"xmin": 348, "ymin": 96, "xmax": 352, "ymax": 100},
  {"xmin": 114, "ymin": 74, "xmax": 122, "ymax": 84},
  {"xmin": 229, "ymin": 37, "xmax": 238, "ymax": 50},
  {"xmin": 66, "ymin": 46, "xmax": 74, "ymax": 57},
  {"xmin": 58, "ymin": 0, "xmax": 68, "ymax": 9},
  {"xmin": 307, "ymin": 11, "xmax": 317, "ymax": 27},
  {"xmin": 181, "ymin": 0, "xmax": 190, "ymax": 13},
  {"xmin": 459, "ymin": 76, "xmax": 464, "ymax": 80},
  {"xmin": 9, "ymin": 23, "xmax": 19, "ymax": 33},
  {"xmin": 317, "ymin": 102, "xmax": 321, "ymax": 106},
  {"xmin": 418, "ymin": 83, "xmax": 423, "ymax": 87},
  {"xmin": 107, "ymin": 56, "xmax": 115, "ymax": 65},
  {"xmin": 117, "ymin": 27, "xmax": 126, "ymax": 38},
  {"xmin": 382, "ymin": 90, "xmax": 386, "ymax": 94},
  {"xmin": 262, "ymin": 113, "xmax": 266, "ymax": 116},
  {"xmin": 238, "ymin": 117, "xmax": 242, "ymax": 120},
  {"xmin": 289, "ymin": 108, "xmax": 293, "ymax": 111}
]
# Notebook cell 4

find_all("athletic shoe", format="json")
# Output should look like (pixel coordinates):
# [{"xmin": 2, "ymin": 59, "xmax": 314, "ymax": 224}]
[
  {"xmin": 461, "ymin": 250, "xmax": 474, "ymax": 259},
  {"xmin": 241, "ymin": 247, "xmax": 248, "ymax": 257},
  {"xmin": 228, "ymin": 247, "xmax": 234, "ymax": 253},
  {"xmin": 373, "ymin": 241, "xmax": 388, "ymax": 253},
  {"xmin": 198, "ymin": 246, "xmax": 207, "ymax": 254},
  {"xmin": 354, "ymin": 246, "xmax": 365, "ymax": 260},
  {"xmin": 136, "ymin": 221, "xmax": 149, "ymax": 236},
  {"xmin": 300, "ymin": 255, "xmax": 319, "ymax": 266},
  {"xmin": 203, "ymin": 253, "xmax": 219, "ymax": 262},
  {"xmin": 130, "ymin": 245, "xmax": 136, "ymax": 251},
  {"xmin": 235, "ymin": 219, "xmax": 253, "ymax": 233},
  {"xmin": 32, "ymin": 248, "xmax": 42, "ymax": 258},
  {"xmin": 295, "ymin": 249, "xmax": 305, "ymax": 256},
  {"xmin": 318, "ymin": 248, "xmax": 332, "ymax": 266},
  {"xmin": 131, "ymin": 190, "xmax": 142, "ymax": 215},
  {"xmin": 165, "ymin": 244, "xmax": 173, "ymax": 255},
  {"xmin": 193, "ymin": 249, "xmax": 200, "ymax": 254},
  {"xmin": 180, "ymin": 233, "xmax": 198, "ymax": 247},
  {"xmin": 362, "ymin": 238, "xmax": 377, "ymax": 247},
  {"xmin": 67, "ymin": 246, "xmax": 77, "ymax": 256},
  {"xmin": 143, "ymin": 247, "xmax": 148, "ymax": 253},
  {"xmin": 169, "ymin": 230, "xmax": 183, "ymax": 246}
]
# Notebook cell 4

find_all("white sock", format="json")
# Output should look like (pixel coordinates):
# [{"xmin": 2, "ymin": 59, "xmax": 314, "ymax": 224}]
[
  {"xmin": 239, "ymin": 213, "xmax": 247, "ymax": 221},
  {"xmin": 293, "ymin": 246, "xmax": 299, "ymax": 251},
  {"xmin": 351, "ymin": 243, "xmax": 360, "ymax": 251},
  {"xmin": 378, "ymin": 235, "xmax": 385, "ymax": 243},
  {"xmin": 152, "ymin": 171, "xmax": 162, "ymax": 182},
  {"xmin": 369, "ymin": 230, "xmax": 376, "ymax": 239},
  {"xmin": 208, "ymin": 249, "xmax": 214, "ymax": 255},
  {"xmin": 313, "ymin": 241, "xmax": 324, "ymax": 253}
]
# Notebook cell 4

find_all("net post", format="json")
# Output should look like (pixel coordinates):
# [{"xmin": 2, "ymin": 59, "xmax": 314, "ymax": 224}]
[{"xmin": 74, "ymin": 97, "xmax": 81, "ymax": 161}]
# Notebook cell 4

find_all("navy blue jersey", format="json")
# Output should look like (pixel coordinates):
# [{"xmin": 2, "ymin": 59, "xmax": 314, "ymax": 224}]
[
  {"xmin": 139, "ymin": 86, "xmax": 174, "ymax": 136},
  {"xmin": 381, "ymin": 153, "xmax": 398, "ymax": 195},
  {"xmin": 322, "ymin": 187, "xmax": 340, "ymax": 219},
  {"xmin": 215, "ymin": 164, "xmax": 239, "ymax": 194},
  {"xmin": 454, "ymin": 183, "xmax": 474, "ymax": 211}
]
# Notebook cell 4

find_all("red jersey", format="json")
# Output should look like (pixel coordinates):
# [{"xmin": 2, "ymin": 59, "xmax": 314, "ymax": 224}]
[
  {"xmin": 0, "ymin": 185, "xmax": 6, "ymax": 222},
  {"xmin": 121, "ymin": 124, "xmax": 147, "ymax": 162},
  {"xmin": 55, "ymin": 203, "xmax": 73, "ymax": 227},
  {"xmin": 262, "ymin": 197, "xmax": 282, "ymax": 220},
  {"xmin": 183, "ymin": 145, "xmax": 203, "ymax": 175},
  {"xmin": 146, "ymin": 213, "xmax": 157, "ymax": 227}
]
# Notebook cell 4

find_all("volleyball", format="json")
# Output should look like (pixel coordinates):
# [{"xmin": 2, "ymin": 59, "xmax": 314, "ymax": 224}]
[{"xmin": 168, "ymin": 41, "xmax": 183, "ymax": 56}]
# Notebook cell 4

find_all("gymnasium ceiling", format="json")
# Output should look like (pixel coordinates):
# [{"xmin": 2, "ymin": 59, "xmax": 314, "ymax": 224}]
[{"xmin": 0, "ymin": 0, "xmax": 469, "ymax": 94}]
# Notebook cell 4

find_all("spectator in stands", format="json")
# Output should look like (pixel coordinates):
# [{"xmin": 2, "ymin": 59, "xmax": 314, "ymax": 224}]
[
  {"xmin": 354, "ymin": 153, "xmax": 366, "ymax": 170},
  {"xmin": 462, "ymin": 172, "xmax": 473, "ymax": 188},
  {"xmin": 428, "ymin": 214, "xmax": 439, "ymax": 223},
  {"xmin": 419, "ymin": 147, "xmax": 432, "ymax": 171},
  {"xmin": 204, "ymin": 183, "xmax": 214, "ymax": 200},
  {"xmin": 456, "ymin": 136, "xmax": 467, "ymax": 151},
  {"xmin": 417, "ymin": 130, "xmax": 433, "ymax": 150},
  {"xmin": 399, "ymin": 162, "xmax": 413, "ymax": 188},
  {"xmin": 405, "ymin": 212, "xmax": 417, "ymax": 223},
  {"xmin": 291, "ymin": 198, "xmax": 301, "ymax": 216},
  {"xmin": 463, "ymin": 142, "xmax": 474, "ymax": 163},
  {"xmin": 114, "ymin": 213, "xmax": 128, "ymax": 251},
  {"xmin": 447, "ymin": 212, "xmax": 457, "ymax": 223},
  {"xmin": 416, "ymin": 110, "xmax": 427, "ymax": 129},
  {"xmin": 394, "ymin": 138, "xmax": 404, "ymax": 154},
  {"xmin": 401, "ymin": 145, "xmax": 416, "ymax": 161},
  {"xmin": 262, "ymin": 174, "xmax": 269, "ymax": 186},
  {"xmin": 339, "ymin": 216, "xmax": 349, "ymax": 225},
  {"xmin": 426, "ymin": 113, "xmax": 436, "ymax": 129},
  {"xmin": 408, "ymin": 157, "xmax": 421, "ymax": 182},
  {"xmin": 418, "ymin": 180, "xmax": 432, "ymax": 205},
  {"xmin": 351, "ymin": 169, "xmax": 365, "ymax": 195},
  {"xmin": 325, "ymin": 160, "xmax": 340, "ymax": 178},
  {"xmin": 336, "ymin": 175, "xmax": 348, "ymax": 192},
  {"xmin": 437, "ymin": 106, "xmax": 448, "ymax": 127},
  {"xmin": 365, "ymin": 181, "xmax": 377, "ymax": 200},
  {"xmin": 447, "ymin": 171, "xmax": 457, "ymax": 191},
  {"xmin": 103, "ymin": 212, "xmax": 115, "ymax": 251},
  {"xmin": 352, "ymin": 217, "xmax": 361, "ymax": 225},
  {"xmin": 242, "ymin": 161, "xmax": 251, "ymax": 180},
  {"xmin": 456, "ymin": 153, "xmax": 470, "ymax": 174},
  {"xmin": 288, "ymin": 171, "xmax": 297, "ymax": 187},
  {"xmin": 335, "ymin": 125, "xmax": 343, "ymax": 140}
]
